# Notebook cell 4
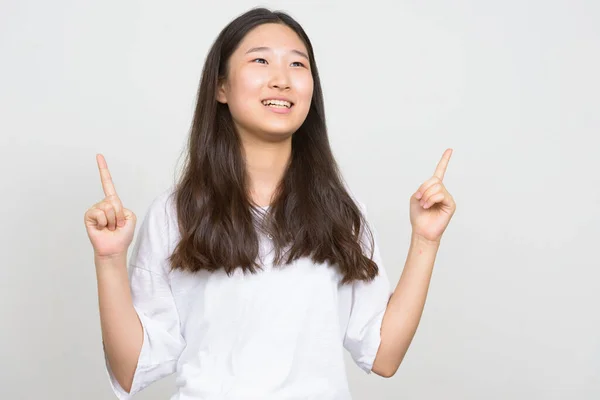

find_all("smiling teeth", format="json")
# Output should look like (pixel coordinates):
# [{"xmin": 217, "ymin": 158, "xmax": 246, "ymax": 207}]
[{"xmin": 262, "ymin": 99, "xmax": 291, "ymax": 108}]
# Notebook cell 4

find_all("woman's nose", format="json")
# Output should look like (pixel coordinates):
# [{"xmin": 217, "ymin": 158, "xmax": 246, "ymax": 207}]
[{"xmin": 268, "ymin": 69, "xmax": 291, "ymax": 90}]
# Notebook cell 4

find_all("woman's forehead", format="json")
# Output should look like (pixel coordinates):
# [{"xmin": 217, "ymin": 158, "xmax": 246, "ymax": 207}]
[{"xmin": 236, "ymin": 23, "xmax": 307, "ymax": 55}]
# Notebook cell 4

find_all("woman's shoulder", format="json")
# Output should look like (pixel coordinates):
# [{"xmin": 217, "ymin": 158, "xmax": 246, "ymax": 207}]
[
  {"xmin": 132, "ymin": 185, "xmax": 180, "ymax": 266},
  {"xmin": 144, "ymin": 185, "xmax": 178, "ymax": 226}
]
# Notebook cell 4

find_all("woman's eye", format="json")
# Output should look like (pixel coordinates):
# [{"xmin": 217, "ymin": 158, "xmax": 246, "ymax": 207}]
[
  {"xmin": 252, "ymin": 58, "xmax": 267, "ymax": 64},
  {"xmin": 291, "ymin": 61, "xmax": 305, "ymax": 68}
]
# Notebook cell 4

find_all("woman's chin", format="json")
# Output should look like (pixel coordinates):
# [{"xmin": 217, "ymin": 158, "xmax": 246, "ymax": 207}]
[{"xmin": 259, "ymin": 125, "xmax": 299, "ymax": 138}]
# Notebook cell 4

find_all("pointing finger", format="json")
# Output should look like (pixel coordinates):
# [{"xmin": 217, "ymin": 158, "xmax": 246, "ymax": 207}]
[
  {"xmin": 433, "ymin": 148, "xmax": 453, "ymax": 181},
  {"xmin": 96, "ymin": 154, "xmax": 118, "ymax": 198}
]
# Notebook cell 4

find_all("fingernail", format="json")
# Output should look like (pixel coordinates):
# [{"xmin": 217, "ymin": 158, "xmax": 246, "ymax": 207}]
[
  {"xmin": 118, "ymin": 220, "xmax": 125, "ymax": 227},
  {"xmin": 416, "ymin": 192, "xmax": 422, "ymax": 199}
]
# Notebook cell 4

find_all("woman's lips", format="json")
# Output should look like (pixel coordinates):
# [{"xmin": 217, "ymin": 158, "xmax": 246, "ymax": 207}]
[{"xmin": 263, "ymin": 103, "xmax": 293, "ymax": 114}]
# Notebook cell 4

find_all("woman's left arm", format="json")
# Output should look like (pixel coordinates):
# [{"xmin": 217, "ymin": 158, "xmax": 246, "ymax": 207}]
[{"xmin": 372, "ymin": 149, "xmax": 457, "ymax": 378}]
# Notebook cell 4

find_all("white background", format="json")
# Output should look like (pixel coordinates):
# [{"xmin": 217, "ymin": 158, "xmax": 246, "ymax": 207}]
[{"xmin": 1, "ymin": 0, "xmax": 598, "ymax": 399}]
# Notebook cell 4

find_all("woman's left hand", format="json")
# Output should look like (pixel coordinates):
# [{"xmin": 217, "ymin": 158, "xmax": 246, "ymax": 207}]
[{"xmin": 410, "ymin": 149, "xmax": 457, "ymax": 244}]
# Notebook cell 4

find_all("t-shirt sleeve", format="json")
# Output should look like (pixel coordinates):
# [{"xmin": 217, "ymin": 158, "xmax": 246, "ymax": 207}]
[
  {"xmin": 343, "ymin": 201, "xmax": 393, "ymax": 374},
  {"xmin": 103, "ymin": 190, "xmax": 186, "ymax": 398}
]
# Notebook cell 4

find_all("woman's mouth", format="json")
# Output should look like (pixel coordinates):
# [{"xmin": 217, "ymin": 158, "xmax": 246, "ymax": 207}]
[
  {"xmin": 262, "ymin": 99, "xmax": 293, "ymax": 114},
  {"xmin": 262, "ymin": 99, "xmax": 293, "ymax": 108}
]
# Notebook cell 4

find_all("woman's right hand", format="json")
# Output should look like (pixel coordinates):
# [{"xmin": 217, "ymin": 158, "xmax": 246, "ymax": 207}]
[{"xmin": 84, "ymin": 154, "xmax": 137, "ymax": 259}]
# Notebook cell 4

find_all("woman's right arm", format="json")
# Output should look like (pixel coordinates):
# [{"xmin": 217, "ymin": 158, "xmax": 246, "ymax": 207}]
[
  {"xmin": 85, "ymin": 154, "xmax": 141, "ymax": 393},
  {"xmin": 85, "ymin": 154, "xmax": 185, "ymax": 399},
  {"xmin": 95, "ymin": 253, "xmax": 142, "ymax": 394}
]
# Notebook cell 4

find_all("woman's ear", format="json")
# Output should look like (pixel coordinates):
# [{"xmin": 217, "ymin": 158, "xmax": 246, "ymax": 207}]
[{"xmin": 216, "ymin": 77, "xmax": 227, "ymax": 104}]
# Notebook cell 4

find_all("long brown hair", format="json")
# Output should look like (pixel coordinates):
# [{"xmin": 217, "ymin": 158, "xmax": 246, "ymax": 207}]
[{"xmin": 168, "ymin": 7, "xmax": 379, "ymax": 285}]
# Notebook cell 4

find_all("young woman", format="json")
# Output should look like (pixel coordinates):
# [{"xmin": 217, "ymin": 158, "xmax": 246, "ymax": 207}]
[{"xmin": 84, "ymin": 7, "xmax": 456, "ymax": 400}]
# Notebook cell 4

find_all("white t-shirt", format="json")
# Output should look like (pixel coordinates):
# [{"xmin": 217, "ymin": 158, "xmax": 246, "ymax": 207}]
[{"xmin": 104, "ymin": 188, "xmax": 393, "ymax": 399}]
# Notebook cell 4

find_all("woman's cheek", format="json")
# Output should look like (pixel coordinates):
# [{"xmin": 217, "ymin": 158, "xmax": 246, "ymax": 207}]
[
  {"xmin": 239, "ymin": 67, "xmax": 268, "ymax": 93},
  {"xmin": 296, "ymin": 77, "xmax": 314, "ymax": 110},
  {"xmin": 296, "ymin": 74, "xmax": 313, "ymax": 99}
]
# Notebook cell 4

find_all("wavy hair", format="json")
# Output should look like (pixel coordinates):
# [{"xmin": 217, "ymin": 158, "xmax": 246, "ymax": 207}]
[{"xmin": 168, "ymin": 7, "xmax": 379, "ymax": 285}]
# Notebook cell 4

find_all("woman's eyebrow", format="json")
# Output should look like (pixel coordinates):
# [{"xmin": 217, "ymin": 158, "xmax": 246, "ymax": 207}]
[{"xmin": 245, "ymin": 46, "xmax": 309, "ymax": 60}]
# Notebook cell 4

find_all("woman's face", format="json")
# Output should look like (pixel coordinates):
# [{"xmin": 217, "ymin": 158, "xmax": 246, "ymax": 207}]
[{"xmin": 217, "ymin": 23, "xmax": 314, "ymax": 140}]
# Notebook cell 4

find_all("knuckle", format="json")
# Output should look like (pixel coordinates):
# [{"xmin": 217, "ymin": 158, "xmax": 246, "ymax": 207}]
[
  {"xmin": 110, "ymin": 202, "xmax": 121, "ymax": 214},
  {"xmin": 424, "ymin": 185, "xmax": 436, "ymax": 196}
]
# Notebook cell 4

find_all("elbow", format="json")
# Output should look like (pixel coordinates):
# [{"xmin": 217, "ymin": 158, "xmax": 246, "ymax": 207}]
[
  {"xmin": 107, "ymin": 355, "xmax": 134, "ymax": 393},
  {"xmin": 115, "ymin": 373, "xmax": 133, "ymax": 394},
  {"xmin": 381, "ymin": 370, "xmax": 395, "ymax": 379},
  {"xmin": 371, "ymin": 361, "xmax": 399, "ymax": 378},
  {"xmin": 371, "ymin": 347, "xmax": 400, "ymax": 378},
  {"xmin": 387, "ymin": 365, "xmax": 399, "ymax": 378},
  {"xmin": 375, "ymin": 366, "xmax": 397, "ymax": 378}
]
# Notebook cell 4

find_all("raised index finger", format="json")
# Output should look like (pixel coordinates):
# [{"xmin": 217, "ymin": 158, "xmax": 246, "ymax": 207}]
[
  {"xmin": 433, "ymin": 148, "xmax": 453, "ymax": 180},
  {"xmin": 96, "ymin": 154, "xmax": 118, "ymax": 197}
]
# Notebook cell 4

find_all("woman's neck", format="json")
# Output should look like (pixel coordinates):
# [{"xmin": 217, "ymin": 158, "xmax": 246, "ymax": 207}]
[{"xmin": 242, "ymin": 135, "xmax": 292, "ymax": 207}]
